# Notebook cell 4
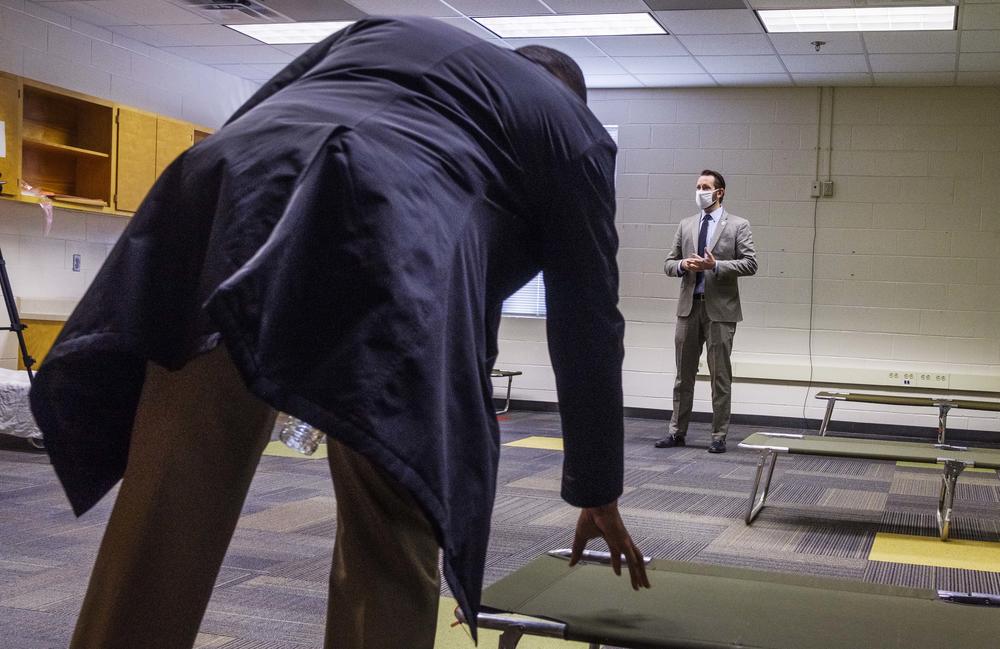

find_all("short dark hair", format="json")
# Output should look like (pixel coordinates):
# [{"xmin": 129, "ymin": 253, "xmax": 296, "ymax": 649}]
[
  {"xmin": 515, "ymin": 45, "xmax": 587, "ymax": 102},
  {"xmin": 700, "ymin": 169, "xmax": 726, "ymax": 203}
]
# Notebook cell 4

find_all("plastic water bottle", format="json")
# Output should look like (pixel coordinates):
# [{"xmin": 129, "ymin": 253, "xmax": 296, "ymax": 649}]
[{"xmin": 278, "ymin": 416, "xmax": 325, "ymax": 455}]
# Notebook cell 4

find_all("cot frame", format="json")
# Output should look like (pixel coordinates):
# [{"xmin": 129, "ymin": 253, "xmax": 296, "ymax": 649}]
[{"xmin": 739, "ymin": 432, "xmax": 997, "ymax": 540}]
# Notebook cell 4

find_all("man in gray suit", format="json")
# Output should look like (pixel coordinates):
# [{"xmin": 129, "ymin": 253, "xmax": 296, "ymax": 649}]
[{"xmin": 656, "ymin": 170, "xmax": 757, "ymax": 453}]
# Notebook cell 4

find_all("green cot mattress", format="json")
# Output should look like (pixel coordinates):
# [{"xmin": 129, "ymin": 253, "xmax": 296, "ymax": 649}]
[{"xmin": 481, "ymin": 553, "xmax": 1000, "ymax": 648}]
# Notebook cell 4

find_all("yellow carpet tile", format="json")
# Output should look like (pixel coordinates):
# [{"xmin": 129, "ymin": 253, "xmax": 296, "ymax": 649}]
[{"xmin": 870, "ymin": 532, "xmax": 1000, "ymax": 573}]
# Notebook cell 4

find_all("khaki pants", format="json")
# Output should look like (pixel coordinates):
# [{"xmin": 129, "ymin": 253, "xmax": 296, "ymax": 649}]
[
  {"xmin": 669, "ymin": 300, "xmax": 736, "ymax": 441},
  {"xmin": 70, "ymin": 345, "xmax": 440, "ymax": 649}
]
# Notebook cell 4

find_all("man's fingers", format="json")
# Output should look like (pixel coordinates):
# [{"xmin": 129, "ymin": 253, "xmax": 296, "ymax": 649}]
[
  {"xmin": 569, "ymin": 531, "xmax": 587, "ymax": 567},
  {"xmin": 610, "ymin": 545, "xmax": 622, "ymax": 576}
]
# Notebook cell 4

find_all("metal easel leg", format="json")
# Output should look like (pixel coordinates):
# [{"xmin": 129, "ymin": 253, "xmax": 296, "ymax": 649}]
[{"xmin": 746, "ymin": 449, "xmax": 778, "ymax": 524}]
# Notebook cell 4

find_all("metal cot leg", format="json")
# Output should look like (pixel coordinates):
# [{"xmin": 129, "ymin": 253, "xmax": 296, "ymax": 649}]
[
  {"xmin": 496, "ymin": 374, "xmax": 515, "ymax": 415},
  {"xmin": 745, "ymin": 449, "xmax": 778, "ymax": 525},
  {"xmin": 819, "ymin": 398, "xmax": 836, "ymax": 436},
  {"xmin": 936, "ymin": 403, "xmax": 952, "ymax": 445},
  {"xmin": 937, "ymin": 460, "xmax": 966, "ymax": 541}
]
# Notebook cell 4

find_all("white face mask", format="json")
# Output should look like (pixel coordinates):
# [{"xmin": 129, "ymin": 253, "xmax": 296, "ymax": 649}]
[{"xmin": 696, "ymin": 189, "xmax": 717, "ymax": 210}]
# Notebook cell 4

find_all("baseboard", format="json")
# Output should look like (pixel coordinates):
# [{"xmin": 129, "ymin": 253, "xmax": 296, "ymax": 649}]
[{"xmin": 494, "ymin": 399, "xmax": 1000, "ymax": 445}]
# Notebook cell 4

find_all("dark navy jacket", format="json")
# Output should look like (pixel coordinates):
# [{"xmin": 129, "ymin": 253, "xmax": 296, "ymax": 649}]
[{"xmin": 29, "ymin": 16, "xmax": 625, "ymax": 629}]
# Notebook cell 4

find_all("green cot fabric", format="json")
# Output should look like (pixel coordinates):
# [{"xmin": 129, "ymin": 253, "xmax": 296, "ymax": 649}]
[
  {"xmin": 951, "ymin": 399, "xmax": 1000, "ymax": 412},
  {"xmin": 481, "ymin": 555, "xmax": 1000, "ymax": 649},
  {"xmin": 816, "ymin": 392, "xmax": 1000, "ymax": 412},
  {"xmin": 740, "ymin": 433, "xmax": 1000, "ymax": 470}
]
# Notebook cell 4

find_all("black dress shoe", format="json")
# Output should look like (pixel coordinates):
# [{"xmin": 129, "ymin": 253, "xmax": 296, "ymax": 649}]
[
  {"xmin": 654, "ymin": 434, "xmax": 686, "ymax": 448},
  {"xmin": 708, "ymin": 439, "xmax": 727, "ymax": 453}
]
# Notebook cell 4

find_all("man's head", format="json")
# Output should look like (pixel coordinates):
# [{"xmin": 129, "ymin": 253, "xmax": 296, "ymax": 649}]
[
  {"xmin": 515, "ymin": 45, "xmax": 587, "ymax": 102},
  {"xmin": 696, "ymin": 169, "xmax": 725, "ymax": 210}
]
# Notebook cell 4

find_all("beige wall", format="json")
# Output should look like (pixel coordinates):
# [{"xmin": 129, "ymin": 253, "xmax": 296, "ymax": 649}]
[{"xmin": 497, "ymin": 85, "xmax": 1000, "ymax": 433}]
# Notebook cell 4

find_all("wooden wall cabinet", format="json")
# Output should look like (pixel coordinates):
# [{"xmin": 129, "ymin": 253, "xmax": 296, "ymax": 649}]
[
  {"xmin": 0, "ymin": 74, "xmax": 213, "ymax": 216},
  {"xmin": 21, "ymin": 81, "xmax": 114, "ymax": 208},
  {"xmin": 0, "ymin": 73, "xmax": 21, "ymax": 197}
]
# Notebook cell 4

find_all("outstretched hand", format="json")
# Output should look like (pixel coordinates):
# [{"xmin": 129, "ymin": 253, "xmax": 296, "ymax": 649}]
[{"xmin": 570, "ymin": 501, "xmax": 651, "ymax": 590}]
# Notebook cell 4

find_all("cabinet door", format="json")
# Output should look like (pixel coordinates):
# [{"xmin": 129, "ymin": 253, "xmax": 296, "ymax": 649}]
[
  {"xmin": 115, "ymin": 107, "xmax": 156, "ymax": 212},
  {"xmin": 155, "ymin": 116, "xmax": 193, "ymax": 178},
  {"xmin": 0, "ymin": 75, "xmax": 20, "ymax": 197}
]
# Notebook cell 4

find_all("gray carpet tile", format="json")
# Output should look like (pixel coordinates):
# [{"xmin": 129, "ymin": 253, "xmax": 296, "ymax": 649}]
[{"xmin": 2, "ymin": 413, "xmax": 1000, "ymax": 648}]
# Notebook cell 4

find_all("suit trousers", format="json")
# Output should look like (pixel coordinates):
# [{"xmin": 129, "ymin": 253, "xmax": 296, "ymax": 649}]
[
  {"xmin": 69, "ymin": 344, "xmax": 440, "ymax": 649},
  {"xmin": 668, "ymin": 300, "xmax": 737, "ymax": 441}
]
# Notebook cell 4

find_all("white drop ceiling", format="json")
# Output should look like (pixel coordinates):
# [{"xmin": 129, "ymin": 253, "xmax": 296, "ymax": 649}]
[{"xmin": 30, "ymin": 0, "xmax": 1000, "ymax": 88}]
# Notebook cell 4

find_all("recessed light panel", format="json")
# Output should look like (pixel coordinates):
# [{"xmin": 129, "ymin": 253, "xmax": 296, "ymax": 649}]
[
  {"xmin": 475, "ymin": 13, "xmax": 666, "ymax": 38},
  {"xmin": 758, "ymin": 6, "xmax": 956, "ymax": 33},
  {"xmin": 226, "ymin": 21, "xmax": 355, "ymax": 44}
]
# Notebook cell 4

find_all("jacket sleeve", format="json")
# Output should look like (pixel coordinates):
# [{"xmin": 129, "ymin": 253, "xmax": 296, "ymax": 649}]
[
  {"xmin": 540, "ymin": 141, "xmax": 625, "ymax": 509},
  {"xmin": 715, "ymin": 220, "xmax": 758, "ymax": 278},
  {"xmin": 664, "ymin": 222, "xmax": 685, "ymax": 277}
]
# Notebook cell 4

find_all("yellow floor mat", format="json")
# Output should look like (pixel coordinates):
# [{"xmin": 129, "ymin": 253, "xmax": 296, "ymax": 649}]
[
  {"xmin": 262, "ymin": 440, "xmax": 328, "ymax": 459},
  {"xmin": 869, "ymin": 532, "xmax": 1000, "ymax": 573},
  {"xmin": 504, "ymin": 436, "xmax": 564, "ymax": 451},
  {"xmin": 436, "ymin": 596, "xmax": 586, "ymax": 648}
]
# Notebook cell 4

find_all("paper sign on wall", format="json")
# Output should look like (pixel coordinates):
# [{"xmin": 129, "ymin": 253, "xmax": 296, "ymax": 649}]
[{"xmin": 0, "ymin": 121, "xmax": 5, "ymax": 158}]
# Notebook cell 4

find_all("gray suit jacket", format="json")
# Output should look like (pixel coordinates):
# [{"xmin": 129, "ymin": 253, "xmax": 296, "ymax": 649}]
[{"xmin": 664, "ymin": 209, "xmax": 757, "ymax": 322}]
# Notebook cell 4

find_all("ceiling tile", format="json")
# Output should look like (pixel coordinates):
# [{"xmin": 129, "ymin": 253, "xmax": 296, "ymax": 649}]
[
  {"xmin": 869, "ymin": 53, "xmax": 956, "ymax": 73},
  {"xmin": 959, "ymin": 52, "xmax": 1000, "ymax": 71},
  {"xmin": 87, "ymin": 1, "xmax": 207, "ymax": 25},
  {"xmin": 961, "ymin": 31, "xmax": 1000, "ymax": 53},
  {"xmin": 863, "ymin": 31, "xmax": 957, "ymax": 54},
  {"xmin": 749, "ymin": 0, "xmax": 851, "ymax": 6},
  {"xmin": 504, "ymin": 37, "xmax": 607, "ymax": 58},
  {"xmin": 712, "ymin": 73, "xmax": 792, "ymax": 86},
  {"xmin": 782, "ymin": 54, "xmax": 868, "ymax": 74},
  {"xmin": 768, "ymin": 33, "xmax": 864, "ymax": 55},
  {"xmin": 160, "ymin": 45, "xmax": 293, "ymax": 65},
  {"xmin": 108, "ymin": 25, "xmax": 181, "ymax": 48},
  {"xmin": 678, "ymin": 34, "xmax": 774, "ymax": 55},
  {"xmin": 872, "ymin": 72, "xmax": 955, "ymax": 86},
  {"xmin": 634, "ymin": 73, "xmax": 717, "ymax": 86},
  {"xmin": 615, "ymin": 55, "xmax": 703, "ymax": 74},
  {"xmin": 274, "ymin": 43, "xmax": 314, "ymax": 56},
  {"xmin": 961, "ymin": 4, "xmax": 1000, "ymax": 30},
  {"xmin": 791, "ymin": 72, "xmax": 871, "ymax": 86},
  {"xmin": 652, "ymin": 9, "xmax": 763, "ymax": 35},
  {"xmin": 645, "ymin": 0, "xmax": 746, "ymax": 9},
  {"xmin": 544, "ymin": 0, "xmax": 651, "ymax": 14},
  {"xmin": 446, "ymin": 0, "xmax": 552, "ymax": 18},
  {"xmin": 138, "ymin": 24, "xmax": 262, "ymax": 47},
  {"xmin": 343, "ymin": 0, "xmax": 459, "ymax": 17},
  {"xmin": 584, "ymin": 74, "xmax": 644, "ymax": 88},
  {"xmin": 698, "ymin": 55, "xmax": 784, "ymax": 74},
  {"xmin": 263, "ymin": 0, "xmax": 365, "ymax": 20},
  {"xmin": 574, "ymin": 56, "xmax": 629, "ymax": 75},
  {"xmin": 589, "ymin": 35, "xmax": 687, "ymax": 56}
]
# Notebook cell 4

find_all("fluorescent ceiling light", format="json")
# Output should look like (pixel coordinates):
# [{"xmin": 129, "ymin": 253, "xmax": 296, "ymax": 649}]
[
  {"xmin": 226, "ymin": 21, "xmax": 354, "ymax": 44},
  {"xmin": 758, "ymin": 6, "xmax": 956, "ymax": 33},
  {"xmin": 475, "ymin": 13, "xmax": 665, "ymax": 38}
]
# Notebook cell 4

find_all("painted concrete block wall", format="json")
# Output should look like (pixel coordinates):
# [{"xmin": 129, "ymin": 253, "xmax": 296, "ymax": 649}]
[{"xmin": 495, "ymin": 86, "xmax": 1000, "ymax": 433}]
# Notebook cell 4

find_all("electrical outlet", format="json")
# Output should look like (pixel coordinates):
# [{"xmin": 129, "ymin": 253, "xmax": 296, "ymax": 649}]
[
  {"xmin": 810, "ymin": 181, "xmax": 821, "ymax": 198},
  {"xmin": 889, "ymin": 370, "xmax": 915, "ymax": 386},
  {"xmin": 916, "ymin": 372, "xmax": 949, "ymax": 388}
]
